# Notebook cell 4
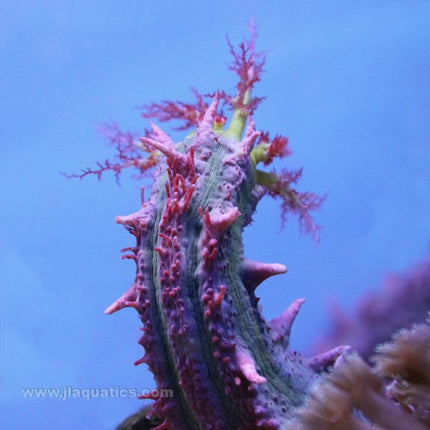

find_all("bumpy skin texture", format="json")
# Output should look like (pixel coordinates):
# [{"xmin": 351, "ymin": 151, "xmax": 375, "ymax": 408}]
[{"xmin": 87, "ymin": 31, "xmax": 342, "ymax": 429}]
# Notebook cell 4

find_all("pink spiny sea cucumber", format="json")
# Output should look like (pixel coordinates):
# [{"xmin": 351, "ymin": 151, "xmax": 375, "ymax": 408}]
[
  {"xmin": 75, "ymin": 28, "xmax": 344, "ymax": 429},
  {"xmin": 69, "ymin": 26, "xmax": 430, "ymax": 430}
]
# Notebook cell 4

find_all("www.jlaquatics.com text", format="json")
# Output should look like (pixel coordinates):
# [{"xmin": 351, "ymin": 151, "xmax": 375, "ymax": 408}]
[{"xmin": 22, "ymin": 386, "xmax": 174, "ymax": 400}]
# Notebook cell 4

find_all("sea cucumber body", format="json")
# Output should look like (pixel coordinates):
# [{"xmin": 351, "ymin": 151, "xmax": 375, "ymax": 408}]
[{"xmin": 110, "ymin": 100, "xmax": 318, "ymax": 429}]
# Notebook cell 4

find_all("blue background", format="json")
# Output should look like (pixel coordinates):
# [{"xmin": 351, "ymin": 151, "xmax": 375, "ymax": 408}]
[{"xmin": 1, "ymin": 1, "xmax": 430, "ymax": 428}]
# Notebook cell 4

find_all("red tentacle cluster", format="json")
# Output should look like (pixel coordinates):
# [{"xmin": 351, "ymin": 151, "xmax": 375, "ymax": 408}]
[
  {"xmin": 258, "ymin": 132, "xmax": 292, "ymax": 166},
  {"xmin": 141, "ymin": 88, "xmax": 209, "ymax": 131},
  {"xmin": 226, "ymin": 23, "xmax": 265, "ymax": 114},
  {"xmin": 63, "ymin": 122, "xmax": 159, "ymax": 184},
  {"xmin": 267, "ymin": 168, "xmax": 325, "ymax": 240}
]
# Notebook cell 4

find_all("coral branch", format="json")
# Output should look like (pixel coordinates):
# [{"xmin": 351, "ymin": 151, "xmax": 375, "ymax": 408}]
[
  {"xmin": 296, "ymin": 354, "xmax": 428, "ymax": 430},
  {"xmin": 372, "ymin": 318, "xmax": 430, "ymax": 426}
]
